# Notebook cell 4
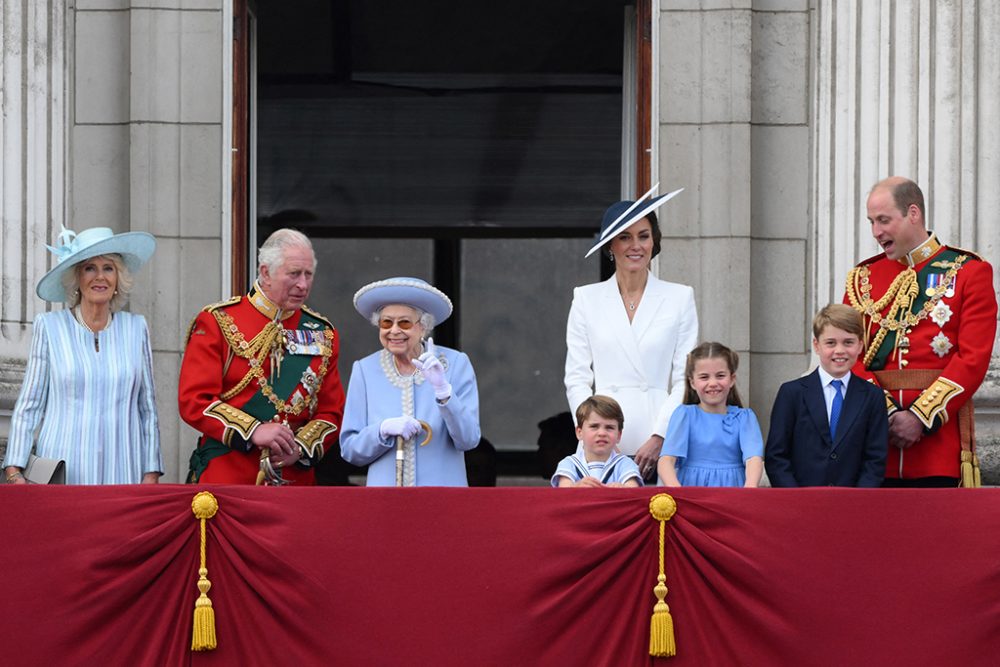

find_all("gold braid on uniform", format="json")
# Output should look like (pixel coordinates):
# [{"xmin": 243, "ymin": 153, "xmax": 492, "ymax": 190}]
[
  {"xmin": 295, "ymin": 419, "xmax": 338, "ymax": 459},
  {"xmin": 845, "ymin": 256, "xmax": 967, "ymax": 367},
  {"xmin": 212, "ymin": 310, "xmax": 335, "ymax": 420}
]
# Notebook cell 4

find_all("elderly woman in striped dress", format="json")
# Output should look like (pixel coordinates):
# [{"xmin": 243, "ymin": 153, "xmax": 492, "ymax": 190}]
[{"xmin": 3, "ymin": 227, "xmax": 162, "ymax": 485}]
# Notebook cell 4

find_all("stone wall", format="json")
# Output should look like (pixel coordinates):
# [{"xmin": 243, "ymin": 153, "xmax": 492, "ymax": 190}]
[{"xmin": 73, "ymin": 1, "xmax": 226, "ymax": 481}]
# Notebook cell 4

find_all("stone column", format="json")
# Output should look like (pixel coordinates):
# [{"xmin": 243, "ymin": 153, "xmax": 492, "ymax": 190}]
[
  {"xmin": 658, "ymin": 1, "xmax": 754, "ymax": 360},
  {"xmin": 123, "ymin": 0, "xmax": 225, "ymax": 481},
  {"xmin": 812, "ymin": 0, "xmax": 1000, "ymax": 481},
  {"xmin": 657, "ymin": 0, "xmax": 812, "ymax": 433},
  {"xmin": 749, "ymin": 0, "xmax": 811, "ymax": 425},
  {"xmin": 0, "ymin": 0, "xmax": 67, "ymax": 456}
]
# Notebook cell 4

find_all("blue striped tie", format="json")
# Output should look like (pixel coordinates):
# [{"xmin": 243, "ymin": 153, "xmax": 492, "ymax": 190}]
[{"xmin": 829, "ymin": 379, "xmax": 844, "ymax": 439}]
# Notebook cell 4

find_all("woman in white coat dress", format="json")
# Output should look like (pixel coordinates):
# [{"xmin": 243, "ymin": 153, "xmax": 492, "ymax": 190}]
[{"xmin": 565, "ymin": 188, "xmax": 698, "ymax": 481}]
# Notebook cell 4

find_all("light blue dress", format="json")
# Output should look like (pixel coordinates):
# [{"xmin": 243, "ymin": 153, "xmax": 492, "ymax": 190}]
[
  {"xmin": 551, "ymin": 452, "xmax": 643, "ymax": 487},
  {"xmin": 659, "ymin": 404, "xmax": 763, "ymax": 487},
  {"xmin": 4, "ymin": 310, "xmax": 162, "ymax": 484},
  {"xmin": 340, "ymin": 346, "xmax": 481, "ymax": 486}
]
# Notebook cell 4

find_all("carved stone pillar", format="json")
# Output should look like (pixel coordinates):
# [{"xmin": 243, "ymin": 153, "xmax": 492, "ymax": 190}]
[{"xmin": 0, "ymin": 0, "xmax": 67, "ymax": 455}]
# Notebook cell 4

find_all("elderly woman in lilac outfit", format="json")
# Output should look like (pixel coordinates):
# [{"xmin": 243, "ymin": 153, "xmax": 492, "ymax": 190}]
[{"xmin": 340, "ymin": 277, "xmax": 481, "ymax": 486}]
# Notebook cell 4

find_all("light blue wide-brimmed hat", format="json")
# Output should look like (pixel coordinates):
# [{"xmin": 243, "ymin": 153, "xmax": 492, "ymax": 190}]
[
  {"xmin": 353, "ymin": 277, "xmax": 453, "ymax": 324},
  {"xmin": 36, "ymin": 226, "xmax": 156, "ymax": 302}
]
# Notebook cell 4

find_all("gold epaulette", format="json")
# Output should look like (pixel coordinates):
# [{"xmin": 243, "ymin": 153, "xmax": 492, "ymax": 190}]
[
  {"xmin": 202, "ymin": 295, "xmax": 243, "ymax": 313},
  {"xmin": 946, "ymin": 245, "xmax": 985, "ymax": 262},
  {"xmin": 184, "ymin": 296, "xmax": 243, "ymax": 344},
  {"xmin": 301, "ymin": 304, "xmax": 335, "ymax": 330},
  {"xmin": 855, "ymin": 252, "xmax": 884, "ymax": 267}
]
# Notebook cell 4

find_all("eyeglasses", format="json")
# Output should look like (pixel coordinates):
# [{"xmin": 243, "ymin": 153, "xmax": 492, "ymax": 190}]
[{"xmin": 379, "ymin": 318, "xmax": 415, "ymax": 330}]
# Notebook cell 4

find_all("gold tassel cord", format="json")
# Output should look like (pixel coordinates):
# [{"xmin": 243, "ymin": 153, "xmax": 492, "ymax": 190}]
[
  {"xmin": 191, "ymin": 492, "xmax": 219, "ymax": 651},
  {"xmin": 648, "ymin": 493, "xmax": 678, "ymax": 658},
  {"xmin": 846, "ymin": 259, "xmax": 968, "ymax": 367},
  {"xmin": 960, "ymin": 451, "xmax": 982, "ymax": 489}
]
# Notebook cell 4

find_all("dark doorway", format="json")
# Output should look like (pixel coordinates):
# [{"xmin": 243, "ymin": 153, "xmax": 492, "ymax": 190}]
[{"xmin": 251, "ymin": 1, "xmax": 639, "ymax": 478}]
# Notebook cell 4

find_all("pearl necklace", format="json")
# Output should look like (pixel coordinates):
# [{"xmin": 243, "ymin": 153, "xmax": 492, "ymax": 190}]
[{"xmin": 74, "ymin": 307, "xmax": 112, "ymax": 352}]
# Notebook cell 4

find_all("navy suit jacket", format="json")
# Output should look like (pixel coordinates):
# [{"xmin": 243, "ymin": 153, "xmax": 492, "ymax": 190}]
[{"xmin": 765, "ymin": 369, "xmax": 888, "ymax": 487}]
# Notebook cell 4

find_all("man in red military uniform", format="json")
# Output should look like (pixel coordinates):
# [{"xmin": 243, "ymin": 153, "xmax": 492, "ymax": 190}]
[
  {"xmin": 844, "ymin": 177, "xmax": 997, "ymax": 487},
  {"xmin": 180, "ymin": 228, "xmax": 345, "ymax": 484}
]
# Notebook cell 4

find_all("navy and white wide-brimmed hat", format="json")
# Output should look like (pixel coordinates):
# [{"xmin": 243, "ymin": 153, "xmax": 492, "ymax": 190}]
[
  {"xmin": 353, "ymin": 277, "xmax": 454, "ymax": 324},
  {"xmin": 36, "ymin": 226, "xmax": 157, "ymax": 302},
  {"xmin": 584, "ymin": 184, "xmax": 684, "ymax": 258}
]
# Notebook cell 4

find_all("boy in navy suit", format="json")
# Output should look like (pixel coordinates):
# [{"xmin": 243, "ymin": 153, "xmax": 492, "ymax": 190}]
[{"xmin": 765, "ymin": 304, "xmax": 888, "ymax": 487}]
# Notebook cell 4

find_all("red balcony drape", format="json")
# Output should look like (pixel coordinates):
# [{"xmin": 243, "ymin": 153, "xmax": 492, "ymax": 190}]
[{"xmin": 2, "ymin": 486, "xmax": 998, "ymax": 666}]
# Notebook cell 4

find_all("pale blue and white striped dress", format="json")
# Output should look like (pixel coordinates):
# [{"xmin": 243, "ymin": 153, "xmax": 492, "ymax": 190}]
[{"xmin": 3, "ymin": 309, "xmax": 162, "ymax": 484}]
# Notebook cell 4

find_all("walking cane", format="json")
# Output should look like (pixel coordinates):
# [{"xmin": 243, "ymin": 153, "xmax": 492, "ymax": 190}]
[{"xmin": 395, "ymin": 421, "xmax": 433, "ymax": 487}]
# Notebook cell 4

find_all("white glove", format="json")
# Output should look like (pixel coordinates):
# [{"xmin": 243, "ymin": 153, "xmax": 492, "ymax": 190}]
[
  {"xmin": 379, "ymin": 416, "xmax": 423, "ymax": 441},
  {"xmin": 412, "ymin": 337, "xmax": 451, "ymax": 401}
]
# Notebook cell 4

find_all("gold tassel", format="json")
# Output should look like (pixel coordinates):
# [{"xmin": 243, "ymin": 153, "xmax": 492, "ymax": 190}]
[
  {"xmin": 191, "ymin": 492, "xmax": 219, "ymax": 651},
  {"xmin": 960, "ymin": 451, "xmax": 974, "ymax": 488},
  {"xmin": 960, "ymin": 451, "xmax": 981, "ymax": 488},
  {"xmin": 648, "ymin": 493, "xmax": 678, "ymax": 658}
]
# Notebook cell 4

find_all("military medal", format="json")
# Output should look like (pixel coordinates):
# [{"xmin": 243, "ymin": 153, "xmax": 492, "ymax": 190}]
[
  {"xmin": 931, "ymin": 332, "xmax": 953, "ymax": 357},
  {"xmin": 930, "ymin": 302, "xmax": 953, "ymax": 327},
  {"xmin": 283, "ymin": 329, "xmax": 328, "ymax": 355},
  {"xmin": 925, "ymin": 273, "xmax": 944, "ymax": 297}
]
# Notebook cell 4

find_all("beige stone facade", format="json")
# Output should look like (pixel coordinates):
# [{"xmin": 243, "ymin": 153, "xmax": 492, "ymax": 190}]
[{"xmin": 2, "ymin": 0, "xmax": 997, "ymax": 482}]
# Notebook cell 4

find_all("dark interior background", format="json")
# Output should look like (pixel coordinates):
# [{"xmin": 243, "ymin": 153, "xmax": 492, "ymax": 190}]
[{"xmin": 254, "ymin": 0, "xmax": 627, "ymax": 479}]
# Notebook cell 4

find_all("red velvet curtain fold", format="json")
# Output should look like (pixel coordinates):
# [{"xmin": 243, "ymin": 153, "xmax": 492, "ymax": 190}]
[{"xmin": 3, "ymin": 486, "xmax": 999, "ymax": 666}]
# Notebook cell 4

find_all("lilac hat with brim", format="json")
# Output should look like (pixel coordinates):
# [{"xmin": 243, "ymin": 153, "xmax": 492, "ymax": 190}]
[
  {"xmin": 353, "ymin": 277, "xmax": 453, "ymax": 324},
  {"xmin": 584, "ymin": 186, "xmax": 684, "ymax": 258},
  {"xmin": 36, "ymin": 226, "xmax": 156, "ymax": 302}
]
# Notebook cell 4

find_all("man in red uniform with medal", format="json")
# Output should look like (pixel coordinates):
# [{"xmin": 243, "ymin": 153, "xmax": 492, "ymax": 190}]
[
  {"xmin": 180, "ymin": 228, "xmax": 345, "ymax": 484},
  {"xmin": 844, "ymin": 177, "xmax": 997, "ymax": 487}
]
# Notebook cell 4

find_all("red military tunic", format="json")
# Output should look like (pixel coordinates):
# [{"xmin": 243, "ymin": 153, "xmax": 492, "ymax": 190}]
[
  {"xmin": 179, "ymin": 284, "xmax": 345, "ymax": 484},
  {"xmin": 844, "ymin": 234, "xmax": 997, "ymax": 480}
]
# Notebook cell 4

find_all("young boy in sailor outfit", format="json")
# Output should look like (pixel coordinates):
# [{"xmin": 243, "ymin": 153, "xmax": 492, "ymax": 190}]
[{"xmin": 552, "ymin": 395, "xmax": 642, "ymax": 488}]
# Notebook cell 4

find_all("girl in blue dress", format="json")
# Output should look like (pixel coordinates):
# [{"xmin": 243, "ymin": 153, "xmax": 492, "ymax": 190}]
[{"xmin": 656, "ymin": 342, "xmax": 764, "ymax": 487}]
